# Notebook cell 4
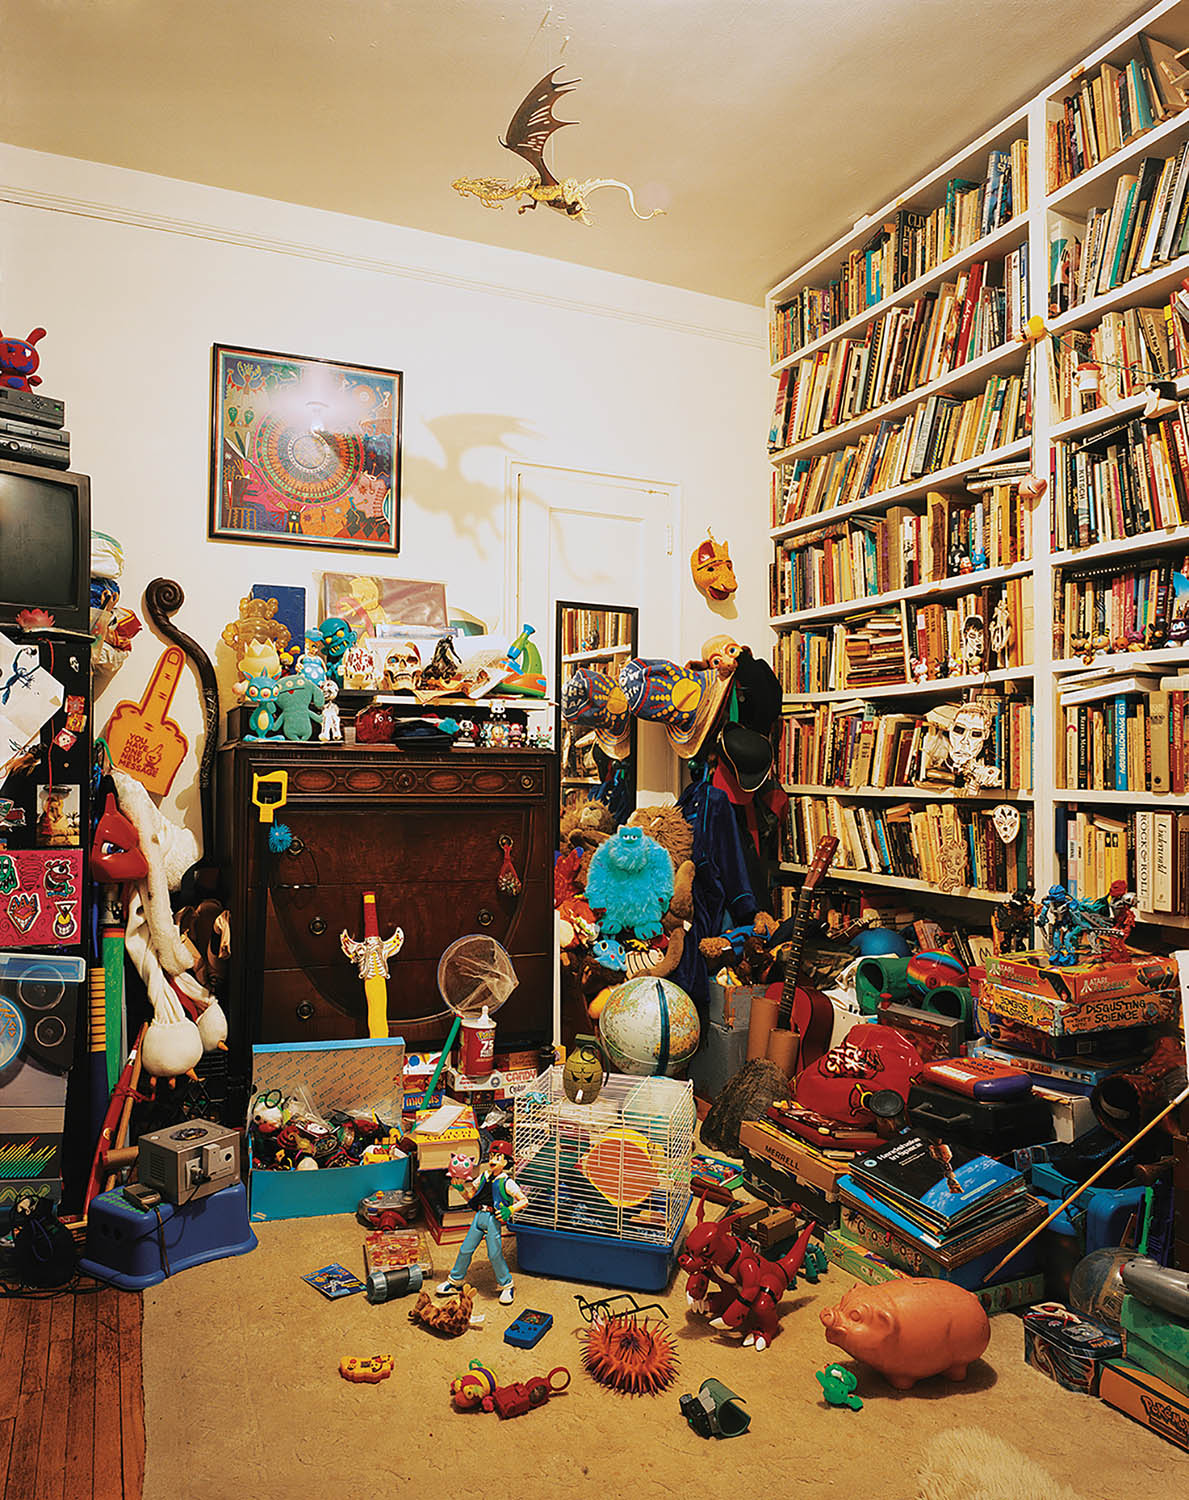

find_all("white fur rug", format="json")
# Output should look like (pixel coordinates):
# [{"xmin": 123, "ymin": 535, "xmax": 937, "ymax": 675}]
[{"xmin": 918, "ymin": 1427, "xmax": 1087, "ymax": 1500}]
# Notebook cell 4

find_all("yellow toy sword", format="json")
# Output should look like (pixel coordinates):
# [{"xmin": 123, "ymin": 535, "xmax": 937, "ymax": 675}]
[{"xmin": 341, "ymin": 892, "xmax": 403, "ymax": 1039}]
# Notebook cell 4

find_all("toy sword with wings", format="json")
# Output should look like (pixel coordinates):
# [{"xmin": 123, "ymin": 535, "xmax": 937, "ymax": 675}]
[{"xmin": 453, "ymin": 68, "xmax": 662, "ymax": 223}]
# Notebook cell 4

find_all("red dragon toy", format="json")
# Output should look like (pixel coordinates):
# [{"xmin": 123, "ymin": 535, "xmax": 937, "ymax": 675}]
[{"xmin": 677, "ymin": 1196, "xmax": 816, "ymax": 1351}]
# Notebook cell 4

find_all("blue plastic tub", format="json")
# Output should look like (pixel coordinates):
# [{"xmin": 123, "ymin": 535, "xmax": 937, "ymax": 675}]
[{"xmin": 514, "ymin": 1195, "xmax": 691, "ymax": 1292}]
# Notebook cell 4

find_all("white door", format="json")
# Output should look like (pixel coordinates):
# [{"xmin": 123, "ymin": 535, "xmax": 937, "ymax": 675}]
[{"xmin": 506, "ymin": 461, "xmax": 680, "ymax": 801}]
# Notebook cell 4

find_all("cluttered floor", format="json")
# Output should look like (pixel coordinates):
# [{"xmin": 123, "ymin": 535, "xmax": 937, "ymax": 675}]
[{"xmin": 138, "ymin": 1209, "xmax": 1185, "ymax": 1500}]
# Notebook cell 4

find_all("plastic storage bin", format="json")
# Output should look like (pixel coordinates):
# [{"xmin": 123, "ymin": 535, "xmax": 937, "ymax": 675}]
[{"xmin": 79, "ymin": 1181, "xmax": 257, "ymax": 1290}]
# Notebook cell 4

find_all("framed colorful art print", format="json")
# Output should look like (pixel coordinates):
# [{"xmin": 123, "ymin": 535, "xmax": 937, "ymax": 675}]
[{"xmin": 209, "ymin": 345, "xmax": 402, "ymax": 554}]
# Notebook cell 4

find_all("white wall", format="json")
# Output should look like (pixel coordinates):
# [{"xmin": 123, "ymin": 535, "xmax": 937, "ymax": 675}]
[{"xmin": 0, "ymin": 145, "xmax": 770, "ymax": 841}]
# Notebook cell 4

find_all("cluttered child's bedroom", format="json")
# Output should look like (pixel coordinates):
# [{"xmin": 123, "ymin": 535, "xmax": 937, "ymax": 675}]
[{"xmin": 4, "ymin": 5, "xmax": 1189, "ymax": 1499}]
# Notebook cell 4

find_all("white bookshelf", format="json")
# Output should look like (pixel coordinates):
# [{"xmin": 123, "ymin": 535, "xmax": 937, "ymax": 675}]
[{"xmin": 766, "ymin": 0, "xmax": 1189, "ymax": 925}]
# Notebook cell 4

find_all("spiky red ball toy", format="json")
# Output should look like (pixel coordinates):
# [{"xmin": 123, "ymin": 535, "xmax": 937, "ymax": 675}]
[{"xmin": 580, "ymin": 1315, "xmax": 679, "ymax": 1396}]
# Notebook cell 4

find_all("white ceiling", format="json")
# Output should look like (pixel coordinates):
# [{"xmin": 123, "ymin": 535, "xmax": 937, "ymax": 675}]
[{"xmin": 2, "ymin": 0, "xmax": 1151, "ymax": 305}]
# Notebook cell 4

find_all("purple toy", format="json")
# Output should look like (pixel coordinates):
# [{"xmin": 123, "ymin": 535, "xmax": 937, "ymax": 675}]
[{"xmin": 0, "ymin": 327, "xmax": 46, "ymax": 391}]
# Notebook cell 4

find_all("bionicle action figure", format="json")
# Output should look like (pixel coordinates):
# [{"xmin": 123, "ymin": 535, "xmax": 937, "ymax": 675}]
[
  {"xmin": 1037, "ymin": 884, "xmax": 1104, "ymax": 966},
  {"xmin": 992, "ymin": 887, "xmax": 1036, "ymax": 954}
]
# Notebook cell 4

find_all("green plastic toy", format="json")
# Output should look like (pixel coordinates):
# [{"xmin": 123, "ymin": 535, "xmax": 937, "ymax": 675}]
[{"xmin": 815, "ymin": 1363, "xmax": 863, "ymax": 1410}]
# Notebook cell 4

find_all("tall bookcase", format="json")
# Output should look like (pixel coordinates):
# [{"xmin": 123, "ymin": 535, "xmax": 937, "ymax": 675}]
[{"xmin": 766, "ymin": 0, "xmax": 1189, "ymax": 937}]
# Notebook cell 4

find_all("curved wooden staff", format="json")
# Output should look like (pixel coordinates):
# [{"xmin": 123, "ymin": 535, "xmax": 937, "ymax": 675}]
[{"xmin": 144, "ymin": 577, "xmax": 220, "ymax": 877}]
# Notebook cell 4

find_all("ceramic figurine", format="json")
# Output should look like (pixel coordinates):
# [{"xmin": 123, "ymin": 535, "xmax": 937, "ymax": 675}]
[{"xmin": 820, "ymin": 1279, "xmax": 990, "ymax": 1390}]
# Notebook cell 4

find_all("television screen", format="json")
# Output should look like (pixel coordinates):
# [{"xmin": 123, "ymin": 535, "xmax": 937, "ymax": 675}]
[{"xmin": 0, "ymin": 468, "xmax": 84, "ymax": 619}]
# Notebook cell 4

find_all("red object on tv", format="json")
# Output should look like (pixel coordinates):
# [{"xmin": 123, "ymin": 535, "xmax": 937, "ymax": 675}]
[{"xmin": 793, "ymin": 1023, "xmax": 924, "ymax": 1129}]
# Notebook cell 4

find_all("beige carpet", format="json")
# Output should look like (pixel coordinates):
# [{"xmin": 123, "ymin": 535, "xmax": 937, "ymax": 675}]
[{"xmin": 142, "ymin": 1213, "xmax": 1185, "ymax": 1500}]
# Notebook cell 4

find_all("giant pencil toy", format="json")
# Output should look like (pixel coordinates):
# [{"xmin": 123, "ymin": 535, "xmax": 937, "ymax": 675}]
[{"xmin": 340, "ymin": 892, "xmax": 403, "ymax": 1040}]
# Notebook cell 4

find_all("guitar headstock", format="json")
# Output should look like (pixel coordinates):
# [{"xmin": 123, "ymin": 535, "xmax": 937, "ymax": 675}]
[{"xmin": 803, "ymin": 836, "xmax": 838, "ymax": 892}]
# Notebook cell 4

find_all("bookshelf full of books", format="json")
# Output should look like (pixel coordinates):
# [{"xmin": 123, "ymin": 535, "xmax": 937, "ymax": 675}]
[{"xmin": 767, "ymin": 0, "xmax": 1189, "ymax": 929}]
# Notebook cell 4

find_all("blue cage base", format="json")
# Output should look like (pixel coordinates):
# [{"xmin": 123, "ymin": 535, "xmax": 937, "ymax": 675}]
[{"xmin": 514, "ymin": 1196, "xmax": 691, "ymax": 1293}]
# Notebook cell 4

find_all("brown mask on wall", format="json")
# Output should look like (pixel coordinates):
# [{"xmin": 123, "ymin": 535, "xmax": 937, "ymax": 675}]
[{"xmin": 690, "ymin": 532, "xmax": 737, "ymax": 602}]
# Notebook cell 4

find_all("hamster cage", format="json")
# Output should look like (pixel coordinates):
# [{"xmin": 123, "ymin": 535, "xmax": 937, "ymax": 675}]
[{"xmin": 512, "ymin": 1068, "xmax": 695, "ymax": 1290}]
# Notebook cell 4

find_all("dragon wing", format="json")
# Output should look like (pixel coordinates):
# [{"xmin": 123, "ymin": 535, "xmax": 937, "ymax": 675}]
[{"xmin": 500, "ymin": 67, "xmax": 580, "ymax": 189}]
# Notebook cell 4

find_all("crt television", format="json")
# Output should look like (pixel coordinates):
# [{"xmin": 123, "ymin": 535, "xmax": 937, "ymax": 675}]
[{"xmin": 0, "ymin": 457, "xmax": 92, "ymax": 635}]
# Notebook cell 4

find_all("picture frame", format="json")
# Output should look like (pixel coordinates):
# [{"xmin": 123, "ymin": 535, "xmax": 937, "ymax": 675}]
[{"xmin": 208, "ymin": 344, "xmax": 402, "ymax": 554}]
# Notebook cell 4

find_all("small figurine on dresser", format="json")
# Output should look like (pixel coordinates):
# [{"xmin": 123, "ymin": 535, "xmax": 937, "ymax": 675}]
[{"xmin": 320, "ymin": 680, "xmax": 342, "ymax": 742}]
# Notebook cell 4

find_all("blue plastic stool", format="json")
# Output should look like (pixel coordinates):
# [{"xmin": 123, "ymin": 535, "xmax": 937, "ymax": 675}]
[{"xmin": 80, "ymin": 1180, "xmax": 257, "ymax": 1290}]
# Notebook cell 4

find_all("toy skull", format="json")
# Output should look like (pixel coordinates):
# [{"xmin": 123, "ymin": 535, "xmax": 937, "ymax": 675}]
[
  {"xmin": 342, "ymin": 641, "xmax": 380, "ymax": 691},
  {"xmin": 383, "ymin": 640, "xmax": 421, "ymax": 693},
  {"xmin": 991, "ymin": 803, "xmax": 1020, "ymax": 844}
]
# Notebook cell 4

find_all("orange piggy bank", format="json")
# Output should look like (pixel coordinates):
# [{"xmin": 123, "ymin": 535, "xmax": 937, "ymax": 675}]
[{"xmin": 820, "ymin": 1278, "xmax": 990, "ymax": 1390}]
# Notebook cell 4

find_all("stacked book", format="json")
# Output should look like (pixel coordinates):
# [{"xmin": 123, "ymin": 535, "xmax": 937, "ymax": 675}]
[{"xmin": 836, "ymin": 1131, "xmax": 1048, "ymax": 1289}]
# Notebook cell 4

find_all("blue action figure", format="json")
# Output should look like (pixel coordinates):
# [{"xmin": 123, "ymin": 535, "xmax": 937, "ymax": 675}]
[
  {"xmin": 437, "ymin": 1138, "xmax": 528, "ymax": 1306},
  {"xmin": 1036, "ymin": 883, "xmax": 1106, "ymax": 966}
]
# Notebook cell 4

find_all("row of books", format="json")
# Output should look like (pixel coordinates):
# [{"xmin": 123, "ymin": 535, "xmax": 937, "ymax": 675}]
[
  {"xmin": 1048, "ymin": 297, "xmax": 1187, "ymax": 420},
  {"xmin": 785, "ymin": 794, "xmax": 1032, "ymax": 894},
  {"xmin": 1054, "ymin": 555, "xmax": 1189, "ymax": 660},
  {"xmin": 769, "ymin": 261, "xmax": 1024, "ymax": 452},
  {"xmin": 771, "ymin": 375, "xmax": 1031, "ymax": 528},
  {"xmin": 558, "ymin": 609, "xmax": 633, "ymax": 657},
  {"xmin": 779, "ymin": 697, "xmax": 1033, "ymax": 793},
  {"xmin": 1051, "ymin": 408, "xmax": 1189, "ymax": 550},
  {"xmin": 769, "ymin": 148, "xmax": 1028, "ymax": 361},
  {"xmin": 1057, "ymin": 805, "xmax": 1189, "ymax": 913},
  {"xmin": 776, "ymin": 488, "xmax": 1031, "ymax": 612},
  {"xmin": 1060, "ymin": 676, "xmax": 1189, "ymax": 794},
  {"xmin": 1044, "ymin": 31, "xmax": 1188, "ymax": 192},
  {"xmin": 773, "ymin": 580, "xmax": 1032, "ymax": 689},
  {"xmin": 1049, "ymin": 137, "xmax": 1189, "ymax": 315}
]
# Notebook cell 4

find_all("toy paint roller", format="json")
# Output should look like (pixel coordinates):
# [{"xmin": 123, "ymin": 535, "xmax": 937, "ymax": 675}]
[{"xmin": 855, "ymin": 956, "xmax": 913, "ymax": 1014}]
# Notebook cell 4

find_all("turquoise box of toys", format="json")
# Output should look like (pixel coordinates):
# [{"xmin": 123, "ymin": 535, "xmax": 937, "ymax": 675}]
[{"xmin": 247, "ymin": 1039, "xmax": 410, "ymax": 1221}]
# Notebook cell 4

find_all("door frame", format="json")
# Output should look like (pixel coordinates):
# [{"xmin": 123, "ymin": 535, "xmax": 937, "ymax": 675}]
[{"xmin": 502, "ymin": 458, "xmax": 682, "ymax": 659}]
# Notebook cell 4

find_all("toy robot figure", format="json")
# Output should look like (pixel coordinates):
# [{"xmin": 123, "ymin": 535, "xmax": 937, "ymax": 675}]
[
  {"xmin": 1036, "ymin": 884, "xmax": 1103, "ymax": 966},
  {"xmin": 1086, "ymin": 878, "xmax": 1136, "ymax": 962},
  {"xmin": 992, "ymin": 887, "xmax": 1036, "ymax": 954},
  {"xmin": 319, "ymin": 680, "xmax": 342, "ymax": 742}
]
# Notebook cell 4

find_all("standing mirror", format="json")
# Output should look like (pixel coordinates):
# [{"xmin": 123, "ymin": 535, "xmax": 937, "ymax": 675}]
[{"xmin": 555, "ymin": 600, "xmax": 639, "ymax": 831}]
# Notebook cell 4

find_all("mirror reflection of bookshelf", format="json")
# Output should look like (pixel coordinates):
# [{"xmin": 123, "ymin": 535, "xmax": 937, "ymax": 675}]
[{"xmin": 554, "ymin": 600, "xmax": 638, "ymax": 828}]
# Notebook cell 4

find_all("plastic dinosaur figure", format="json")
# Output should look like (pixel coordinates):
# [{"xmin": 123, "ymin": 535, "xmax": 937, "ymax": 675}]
[{"xmin": 453, "ymin": 69, "xmax": 662, "ymax": 225}]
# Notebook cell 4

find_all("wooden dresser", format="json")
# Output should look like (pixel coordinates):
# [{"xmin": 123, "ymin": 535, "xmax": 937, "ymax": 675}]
[{"xmin": 216, "ymin": 741, "xmax": 557, "ymax": 1104}]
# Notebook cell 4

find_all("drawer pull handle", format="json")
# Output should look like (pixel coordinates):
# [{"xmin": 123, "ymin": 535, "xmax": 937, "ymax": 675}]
[
  {"xmin": 308, "ymin": 916, "xmax": 326, "ymax": 936},
  {"xmin": 477, "ymin": 908, "xmax": 495, "ymax": 928},
  {"xmin": 296, "ymin": 1001, "xmax": 315, "ymax": 1022}
]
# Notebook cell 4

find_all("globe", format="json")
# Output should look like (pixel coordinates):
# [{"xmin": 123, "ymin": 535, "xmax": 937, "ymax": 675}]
[{"xmin": 598, "ymin": 976, "xmax": 700, "ymax": 1076}]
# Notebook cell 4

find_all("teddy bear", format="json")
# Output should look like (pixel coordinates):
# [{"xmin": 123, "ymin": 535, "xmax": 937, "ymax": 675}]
[{"xmin": 558, "ymin": 794, "xmax": 617, "ymax": 887}]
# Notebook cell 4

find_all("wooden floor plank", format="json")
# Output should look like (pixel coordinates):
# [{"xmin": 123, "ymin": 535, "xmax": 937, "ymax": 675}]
[
  {"xmin": 91, "ymin": 1290, "xmax": 123, "ymax": 1500},
  {"xmin": 7, "ymin": 1389, "xmax": 44, "ymax": 1500},
  {"xmin": 116, "ymin": 1294, "xmax": 144, "ymax": 1500},
  {"xmin": 0, "ymin": 1417, "xmax": 13, "ymax": 1500},
  {"xmin": 63, "ymin": 1292, "xmax": 96, "ymax": 1500},
  {"xmin": 34, "ymin": 1296, "xmax": 76, "ymax": 1500},
  {"xmin": 19, "ymin": 1298, "xmax": 51, "ymax": 1396},
  {"xmin": 0, "ymin": 1300, "xmax": 31, "ymax": 1423}
]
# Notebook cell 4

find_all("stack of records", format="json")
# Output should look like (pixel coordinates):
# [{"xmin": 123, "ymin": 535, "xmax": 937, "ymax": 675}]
[{"xmin": 837, "ymin": 1131, "xmax": 1047, "ymax": 1289}]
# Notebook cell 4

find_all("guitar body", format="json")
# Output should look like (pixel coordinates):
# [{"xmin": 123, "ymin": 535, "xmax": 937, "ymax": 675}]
[{"xmin": 762, "ymin": 976, "xmax": 834, "ymax": 1070}]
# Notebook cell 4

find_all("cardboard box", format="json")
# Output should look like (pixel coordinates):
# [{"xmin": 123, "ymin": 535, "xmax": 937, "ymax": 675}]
[
  {"xmin": 979, "ymin": 980, "xmax": 1175, "ymax": 1038},
  {"xmin": 249, "ymin": 1039, "xmax": 410, "ymax": 1222},
  {"xmin": 1100, "ymin": 1360, "xmax": 1189, "ymax": 1453},
  {"xmin": 1033, "ymin": 1085, "xmax": 1096, "ymax": 1143},
  {"xmin": 984, "ymin": 952, "xmax": 1178, "ymax": 1004},
  {"xmin": 739, "ymin": 1118, "xmax": 848, "ymax": 1196},
  {"xmin": 1121, "ymin": 1295, "xmax": 1189, "ymax": 1396},
  {"xmin": 707, "ymin": 982, "xmax": 760, "ymax": 1031},
  {"xmin": 1022, "ymin": 1302, "xmax": 1122, "ymax": 1394}
]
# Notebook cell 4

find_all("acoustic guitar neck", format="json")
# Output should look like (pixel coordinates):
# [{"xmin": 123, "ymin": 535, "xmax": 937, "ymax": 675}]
[{"xmin": 776, "ymin": 835, "xmax": 838, "ymax": 1030}]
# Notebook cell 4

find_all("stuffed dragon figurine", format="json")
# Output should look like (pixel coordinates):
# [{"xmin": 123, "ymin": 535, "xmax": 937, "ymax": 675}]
[{"xmin": 453, "ymin": 68, "xmax": 662, "ymax": 224}]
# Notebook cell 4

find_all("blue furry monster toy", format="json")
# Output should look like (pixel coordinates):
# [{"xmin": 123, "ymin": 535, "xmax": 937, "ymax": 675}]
[{"xmin": 585, "ymin": 825, "xmax": 673, "ymax": 940}]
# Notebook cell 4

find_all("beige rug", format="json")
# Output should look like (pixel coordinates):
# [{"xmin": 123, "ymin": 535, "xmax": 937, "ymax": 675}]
[
  {"xmin": 918, "ymin": 1427, "xmax": 1087, "ymax": 1500},
  {"xmin": 140, "ymin": 1212, "xmax": 1185, "ymax": 1500}
]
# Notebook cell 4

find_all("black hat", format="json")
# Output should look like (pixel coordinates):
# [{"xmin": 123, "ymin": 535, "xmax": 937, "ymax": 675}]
[
  {"xmin": 717, "ymin": 721, "xmax": 774, "ymax": 793},
  {"xmin": 731, "ymin": 647, "xmax": 782, "ymax": 738}
]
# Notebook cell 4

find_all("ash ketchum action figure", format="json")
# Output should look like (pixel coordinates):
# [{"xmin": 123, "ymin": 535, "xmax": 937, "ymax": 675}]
[{"xmin": 437, "ymin": 1138, "xmax": 527, "ymax": 1306}]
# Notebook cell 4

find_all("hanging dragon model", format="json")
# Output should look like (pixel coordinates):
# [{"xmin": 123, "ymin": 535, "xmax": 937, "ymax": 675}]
[{"xmin": 453, "ymin": 68, "xmax": 662, "ymax": 223}]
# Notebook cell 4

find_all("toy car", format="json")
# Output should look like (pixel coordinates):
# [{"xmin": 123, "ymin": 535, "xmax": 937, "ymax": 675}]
[{"xmin": 357, "ymin": 1187, "xmax": 419, "ymax": 1231}]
